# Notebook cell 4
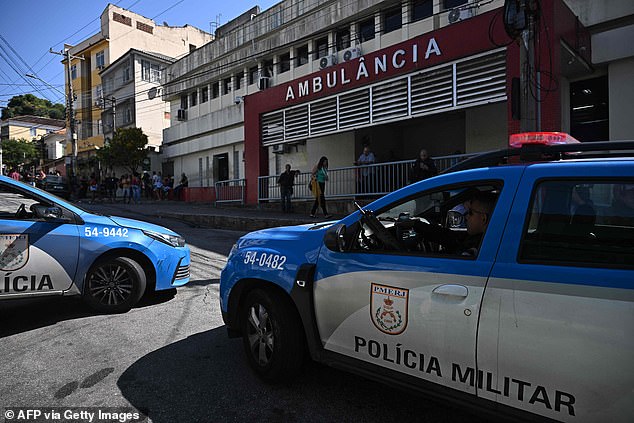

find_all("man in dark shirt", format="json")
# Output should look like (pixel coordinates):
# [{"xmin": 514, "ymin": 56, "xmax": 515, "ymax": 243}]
[
  {"xmin": 398, "ymin": 191, "xmax": 497, "ymax": 256},
  {"xmin": 277, "ymin": 164, "xmax": 299, "ymax": 213}
]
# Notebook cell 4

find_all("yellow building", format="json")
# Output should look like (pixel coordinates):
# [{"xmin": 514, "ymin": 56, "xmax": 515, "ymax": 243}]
[
  {"xmin": 1, "ymin": 115, "xmax": 65, "ymax": 142},
  {"xmin": 62, "ymin": 4, "xmax": 212, "ymax": 175}
]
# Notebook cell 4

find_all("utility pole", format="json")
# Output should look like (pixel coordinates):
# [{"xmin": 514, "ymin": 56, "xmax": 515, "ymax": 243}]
[
  {"xmin": 49, "ymin": 48, "xmax": 83, "ymax": 179},
  {"xmin": 520, "ymin": 10, "xmax": 537, "ymax": 132}
]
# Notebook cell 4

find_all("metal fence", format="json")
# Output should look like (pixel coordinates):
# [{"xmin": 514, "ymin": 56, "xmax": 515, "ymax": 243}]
[
  {"xmin": 215, "ymin": 178, "xmax": 246, "ymax": 205},
  {"xmin": 257, "ymin": 153, "xmax": 476, "ymax": 203}
]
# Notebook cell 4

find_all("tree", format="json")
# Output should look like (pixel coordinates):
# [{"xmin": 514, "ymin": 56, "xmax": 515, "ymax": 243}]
[
  {"xmin": 99, "ymin": 128, "xmax": 149, "ymax": 175},
  {"xmin": 1, "ymin": 94, "xmax": 65, "ymax": 120},
  {"xmin": 1, "ymin": 138, "xmax": 39, "ymax": 169}
]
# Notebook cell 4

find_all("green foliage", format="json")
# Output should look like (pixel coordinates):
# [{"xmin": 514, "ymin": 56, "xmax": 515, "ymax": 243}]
[
  {"xmin": 1, "ymin": 94, "xmax": 65, "ymax": 120},
  {"xmin": 99, "ymin": 128, "xmax": 149, "ymax": 174},
  {"xmin": 1, "ymin": 138, "xmax": 39, "ymax": 168}
]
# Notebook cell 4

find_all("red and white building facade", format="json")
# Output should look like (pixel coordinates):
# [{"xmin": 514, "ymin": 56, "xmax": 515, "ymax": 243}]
[{"xmin": 161, "ymin": 0, "xmax": 634, "ymax": 204}]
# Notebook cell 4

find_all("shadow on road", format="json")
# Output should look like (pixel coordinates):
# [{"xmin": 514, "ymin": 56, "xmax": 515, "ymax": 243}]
[
  {"xmin": 117, "ymin": 327, "xmax": 485, "ymax": 423},
  {"xmin": 0, "ymin": 290, "xmax": 179, "ymax": 338}
]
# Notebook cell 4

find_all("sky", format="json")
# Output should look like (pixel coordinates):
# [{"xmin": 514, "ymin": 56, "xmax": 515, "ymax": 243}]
[{"xmin": 0, "ymin": 0, "xmax": 279, "ymax": 109}]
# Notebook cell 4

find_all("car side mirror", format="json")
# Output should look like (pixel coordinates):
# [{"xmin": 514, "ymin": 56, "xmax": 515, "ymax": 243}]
[{"xmin": 324, "ymin": 223, "xmax": 347, "ymax": 252}]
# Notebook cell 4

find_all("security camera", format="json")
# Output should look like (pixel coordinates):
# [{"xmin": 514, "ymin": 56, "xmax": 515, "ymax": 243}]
[{"xmin": 234, "ymin": 96, "xmax": 243, "ymax": 104}]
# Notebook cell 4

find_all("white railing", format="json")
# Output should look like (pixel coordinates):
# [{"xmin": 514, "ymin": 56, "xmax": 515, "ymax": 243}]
[
  {"xmin": 257, "ymin": 153, "xmax": 475, "ymax": 203},
  {"xmin": 215, "ymin": 178, "xmax": 245, "ymax": 205}
]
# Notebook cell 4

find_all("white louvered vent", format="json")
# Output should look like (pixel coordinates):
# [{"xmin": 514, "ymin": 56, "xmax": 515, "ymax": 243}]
[
  {"xmin": 339, "ymin": 88, "xmax": 370, "ymax": 129},
  {"xmin": 310, "ymin": 97, "xmax": 337, "ymax": 135},
  {"xmin": 261, "ymin": 111, "xmax": 284, "ymax": 146},
  {"xmin": 372, "ymin": 78, "xmax": 408, "ymax": 122},
  {"xmin": 456, "ymin": 51, "xmax": 506, "ymax": 106},
  {"xmin": 410, "ymin": 66, "xmax": 454, "ymax": 115},
  {"xmin": 285, "ymin": 105, "xmax": 308, "ymax": 140}
]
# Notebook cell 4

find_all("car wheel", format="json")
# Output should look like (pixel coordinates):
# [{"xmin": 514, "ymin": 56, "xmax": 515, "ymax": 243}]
[
  {"xmin": 83, "ymin": 256, "xmax": 146, "ymax": 313},
  {"xmin": 241, "ymin": 289, "xmax": 305, "ymax": 382}
]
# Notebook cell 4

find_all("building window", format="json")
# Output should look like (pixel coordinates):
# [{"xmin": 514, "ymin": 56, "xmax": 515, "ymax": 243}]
[
  {"xmin": 96, "ymin": 119, "xmax": 102, "ymax": 135},
  {"xmin": 71, "ymin": 64, "xmax": 77, "ymax": 80},
  {"xmin": 235, "ymin": 72, "xmax": 244, "ymax": 90},
  {"xmin": 278, "ymin": 52, "xmax": 291, "ymax": 73},
  {"xmin": 412, "ymin": 0, "xmax": 433, "ymax": 21},
  {"xmin": 383, "ymin": 7, "xmax": 402, "ymax": 33},
  {"xmin": 124, "ymin": 107, "xmax": 132, "ymax": 124},
  {"xmin": 96, "ymin": 51, "xmax": 105, "ymax": 69},
  {"xmin": 190, "ymin": 90, "xmax": 197, "ymax": 107},
  {"xmin": 201, "ymin": 87, "xmax": 209, "ymax": 103},
  {"xmin": 262, "ymin": 59, "xmax": 274, "ymax": 78},
  {"xmin": 30, "ymin": 127, "xmax": 37, "ymax": 137},
  {"xmin": 443, "ymin": 0, "xmax": 468, "ymax": 10},
  {"xmin": 136, "ymin": 21, "xmax": 153, "ymax": 34},
  {"xmin": 94, "ymin": 85, "xmax": 103, "ymax": 106},
  {"xmin": 249, "ymin": 66, "xmax": 259, "ymax": 85},
  {"xmin": 223, "ymin": 78, "xmax": 232, "ymax": 95},
  {"xmin": 141, "ymin": 60, "xmax": 161, "ymax": 83},
  {"xmin": 296, "ymin": 45, "xmax": 309, "ymax": 67},
  {"xmin": 212, "ymin": 82, "xmax": 219, "ymax": 99},
  {"xmin": 122, "ymin": 64, "xmax": 130, "ymax": 82},
  {"xmin": 359, "ymin": 18, "xmax": 375, "ymax": 42},
  {"xmin": 315, "ymin": 37, "xmax": 329, "ymax": 59},
  {"xmin": 336, "ymin": 28, "xmax": 351, "ymax": 51},
  {"xmin": 180, "ymin": 95, "xmax": 188, "ymax": 110}
]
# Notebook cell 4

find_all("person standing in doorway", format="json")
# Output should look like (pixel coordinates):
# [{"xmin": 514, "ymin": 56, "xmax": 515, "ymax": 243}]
[
  {"xmin": 409, "ymin": 149, "xmax": 438, "ymax": 184},
  {"xmin": 356, "ymin": 144, "xmax": 376, "ymax": 194},
  {"xmin": 278, "ymin": 164, "xmax": 299, "ymax": 213},
  {"xmin": 310, "ymin": 156, "xmax": 332, "ymax": 219}
]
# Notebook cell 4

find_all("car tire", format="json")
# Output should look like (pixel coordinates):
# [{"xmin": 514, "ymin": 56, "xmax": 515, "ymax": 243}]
[
  {"xmin": 83, "ymin": 256, "xmax": 146, "ymax": 313},
  {"xmin": 241, "ymin": 289, "xmax": 305, "ymax": 383}
]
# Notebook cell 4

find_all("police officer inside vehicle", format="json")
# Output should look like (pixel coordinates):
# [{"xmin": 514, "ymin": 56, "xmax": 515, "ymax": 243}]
[{"xmin": 397, "ymin": 191, "xmax": 497, "ymax": 256}]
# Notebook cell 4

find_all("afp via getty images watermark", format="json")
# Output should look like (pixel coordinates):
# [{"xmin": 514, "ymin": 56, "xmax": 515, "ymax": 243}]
[{"xmin": 3, "ymin": 407, "xmax": 147, "ymax": 423}]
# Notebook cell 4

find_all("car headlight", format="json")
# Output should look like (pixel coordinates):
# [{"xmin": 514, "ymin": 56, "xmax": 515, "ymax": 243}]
[{"xmin": 143, "ymin": 230, "xmax": 186, "ymax": 247}]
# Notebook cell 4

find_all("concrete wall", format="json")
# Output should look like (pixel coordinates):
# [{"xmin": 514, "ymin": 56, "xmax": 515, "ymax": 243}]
[
  {"xmin": 465, "ymin": 102, "xmax": 508, "ymax": 152},
  {"xmin": 609, "ymin": 58, "xmax": 634, "ymax": 140},
  {"xmin": 563, "ymin": 0, "xmax": 634, "ymax": 27}
]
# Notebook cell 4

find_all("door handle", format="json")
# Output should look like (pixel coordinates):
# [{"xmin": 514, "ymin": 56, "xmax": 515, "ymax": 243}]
[{"xmin": 432, "ymin": 284, "xmax": 468, "ymax": 298}]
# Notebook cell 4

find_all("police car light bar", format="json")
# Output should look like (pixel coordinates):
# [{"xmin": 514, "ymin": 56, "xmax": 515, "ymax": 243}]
[{"xmin": 509, "ymin": 132, "xmax": 580, "ymax": 148}]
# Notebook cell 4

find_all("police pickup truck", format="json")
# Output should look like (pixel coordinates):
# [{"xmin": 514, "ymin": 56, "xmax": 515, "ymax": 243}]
[
  {"xmin": 0, "ymin": 175, "xmax": 190, "ymax": 313},
  {"xmin": 220, "ymin": 133, "xmax": 633, "ymax": 422}
]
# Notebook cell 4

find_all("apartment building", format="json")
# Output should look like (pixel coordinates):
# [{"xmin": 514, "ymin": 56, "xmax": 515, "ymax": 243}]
[
  {"xmin": 63, "ymin": 3, "xmax": 212, "ymax": 176},
  {"xmin": 161, "ymin": 0, "xmax": 634, "ymax": 204}
]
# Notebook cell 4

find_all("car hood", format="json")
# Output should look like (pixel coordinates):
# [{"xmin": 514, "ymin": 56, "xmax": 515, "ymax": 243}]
[
  {"xmin": 238, "ymin": 221, "xmax": 334, "ymax": 250},
  {"xmin": 106, "ymin": 215, "xmax": 180, "ymax": 236}
]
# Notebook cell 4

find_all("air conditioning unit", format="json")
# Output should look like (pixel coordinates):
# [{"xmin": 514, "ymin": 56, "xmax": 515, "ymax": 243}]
[
  {"xmin": 258, "ymin": 77, "xmax": 270, "ymax": 90},
  {"xmin": 343, "ymin": 47, "xmax": 362, "ymax": 62},
  {"xmin": 177, "ymin": 109, "xmax": 187, "ymax": 121},
  {"xmin": 272, "ymin": 144, "xmax": 284, "ymax": 154},
  {"xmin": 447, "ymin": 7, "xmax": 475, "ymax": 24},
  {"xmin": 319, "ymin": 54, "xmax": 337, "ymax": 69}
]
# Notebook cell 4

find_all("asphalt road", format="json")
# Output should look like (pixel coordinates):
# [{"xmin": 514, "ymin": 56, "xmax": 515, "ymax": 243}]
[{"xmin": 0, "ymin": 209, "xmax": 487, "ymax": 423}]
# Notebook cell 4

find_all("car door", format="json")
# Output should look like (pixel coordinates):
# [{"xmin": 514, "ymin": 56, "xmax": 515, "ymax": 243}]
[
  {"xmin": 0, "ymin": 179, "xmax": 79, "ymax": 297},
  {"xmin": 313, "ymin": 169, "xmax": 521, "ymax": 394},
  {"xmin": 478, "ymin": 162, "xmax": 634, "ymax": 422}
]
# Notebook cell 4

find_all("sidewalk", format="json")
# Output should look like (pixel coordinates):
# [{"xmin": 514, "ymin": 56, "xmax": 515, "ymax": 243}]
[{"xmin": 78, "ymin": 199, "xmax": 343, "ymax": 232}]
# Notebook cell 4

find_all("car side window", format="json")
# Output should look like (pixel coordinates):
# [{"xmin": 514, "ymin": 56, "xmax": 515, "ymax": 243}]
[
  {"xmin": 519, "ymin": 180, "xmax": 634, "ymax": 268},
  {"xmin": 349, "ymin": 183, "xmax": 501, "ymax": 257},
  {"xmin": 0, "ymin": 182, "xmax": 48, "ymax": 220}
]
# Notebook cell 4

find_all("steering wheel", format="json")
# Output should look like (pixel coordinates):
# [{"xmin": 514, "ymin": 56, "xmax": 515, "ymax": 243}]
[
  {"xmin": 15, "ymin": 203, "xmax": 28, "ymax": 219},
  {"xmin": 355, "ymin": 202, "xmax": 403, "ymax": 251}
]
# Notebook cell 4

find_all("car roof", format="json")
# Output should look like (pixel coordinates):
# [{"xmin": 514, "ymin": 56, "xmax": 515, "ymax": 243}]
[{"xmin": 444, "ymin": 140, "xmax": 634, "ymax": 174}]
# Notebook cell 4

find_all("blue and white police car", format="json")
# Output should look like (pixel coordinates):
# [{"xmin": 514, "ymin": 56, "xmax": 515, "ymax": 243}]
[
  {"xmin": 220, "ymin": 133, "xmax": 633, "ymax": 422},
  {"xmin": 0, "ymin": 174, "xmax": 190, "ymax": 313}
]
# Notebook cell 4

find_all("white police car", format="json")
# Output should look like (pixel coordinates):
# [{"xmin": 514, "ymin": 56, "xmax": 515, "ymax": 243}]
[
  {"xmin": 220, "ymin": 133, "xmax": 633, "ymax": 422},
  {"xmin": 0, "ymin": 174, "xmax": 190, "ymax": 313}
]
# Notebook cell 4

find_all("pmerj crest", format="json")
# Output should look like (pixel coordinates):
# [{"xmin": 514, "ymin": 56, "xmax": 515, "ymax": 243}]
[
  {"xmin": 370, "ymin": 283, "xmax": 409, "ymax": 335},
  {"xmin": 0, "ymin": 234, "xmax": 29, "ymax": 271}
]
